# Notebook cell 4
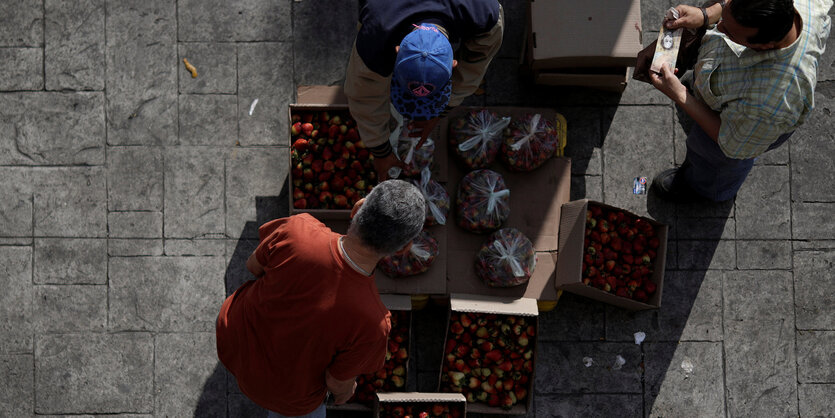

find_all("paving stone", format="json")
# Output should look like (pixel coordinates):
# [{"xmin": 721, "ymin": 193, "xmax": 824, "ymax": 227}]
[
  {"xmin": 641, "ymin": 0, "xmax": 674, "ymax": 37},
  {"xmin": 33, "ymin": 167, "xmax": 107, "ymax": 237},
  {"xmin": 237, "ymin": 43, "xmax": 294, "ymax": 146},
  {"xmin": 673, "ymin": 109, "xmax": 690, "ymax": 166},
  {"xmin": 0, "ymin": 92, "xmax": 105, "ymax": 165},
  {"xmin": 674, "ymin": 198, "xmax": 735, "ymax": 218},
  {"xmin": 676, "ymin": 239, "xmax": 735, "ymax": 270},
  {"xmin": 35, "ymin": 333, "xmax": 153, "ymax": 414},
  {"xmin": 226, "ymin": 147, "xmax": 289, "ymax": 238},
  {"xmin": 0, "ymin": 47, "xmax": 43, "ymax": 90},
  {"xmin": 107, "ymin": 239, "xmax": 163, "ymax": 256},
  {"xmin": 602, "ymin": 106, "xmax": 674, "ymax": 216},
  {"xmin": 533, "ymin": 394, "xmax": 642, "ymax": 417},
  {"xmin": 292, "ymin": 0, "xmax": 355, "ymax": 86},
  {"xmin": 105, "ymin": 0, "xmax": 177, "ymax": 145},
  {"xmin": 644, "ymin": 342, "xmax": 725, "ymax": 417},
  {"xmin": 570, "ymin": 175, "xmax": 603, "ymax": 201},
  {"xmin": 178, "ymin": 43, "xmax": 237, "ymax": 94},
  {"xmin": 736, "ymin": 240, "xmax": 792, "ymax": 270},
  {"xmin": 225, "ymin": 239, "xmax": 259, "ymax": 296},
  {"xmin": 538, "ymin": 293, "xmax": 605, "ymax": 342},
  {"xmin": 0, "ymin": 238, "xmax": 32, "ymax": 245},
  {"xmin": 0, "ymin": 168, "xmax": 32, "ymax": 237},
  {"xmin": 228, "ymin": 393, "xmax": 267, "ymax": 417},
  {"xmin": 794, "ymin": 250, "xmax": 835, "ymax": 329},
  {"xmin": 792, "ymin": 202, "xmax": 835, "ymax": 240},
  {"xmin": 107, "ymin": 146, "xmax": 163, "ymax": 211},
  {"xmin": 798, "ymin": 383, "xmax": 835, "ymax": 417},
  {"xmin": 735, "ymin": 165, "xmax": 791, "ymax": 239},
  {"xmin": 496, "ymin": 0, "xmax": 525, "ymax": 59},
  {"xmin": 0, "ymin": 0, "xmax": 43, "ymax": 46},
  {"xmin": 797, "ymin": 331, "xmax": 835, "ymax": 383},
  {"xmin": 606, "ymin": 270, "xmax": 723, "ymax": 342},
  {"xmin": 33, "ymin": 285, "xmax": 106, "ymax": 332},
  {"xmin": 791, "ymin": 90, "xmax": 835, "ymax": 201},
  {"xmin": 164, "ymin": 147, "xmax": 225, "ymax": 238},
  {"xmin": 753, "ymin": 141, "xmax": 789, "ymax": 165},
  {"xmin": 535, "ymin": 342, "xmax": 642, "ymax": 393},
  {"xmin": 166, "ymin": 239, "xmax": 226, "ymax": 256},
  {"xmin": 155, "ymin": 333, "xmax": 225, "ymax": 416},
  {"xmin": 619, "ymin": 73, "xmax": 670, "ymax": 105},
  {"xmin": 109, "ymin": 256, "xmax": 225, "ymax": 331},
  {"xmin": 177, "ymin": 0, "xmax": 290, "ymax": 42},
  {"xmin": 33, "ymin": 238, "xmax": 107, "ymax": 284},
  {"xmin": 675, "ymin": 216, "xmax": 734, "ymax": 240},
  {"xmin": 793, "ymin": 240, "xmax": 835, "ymax": 250},
  {"xmin": 412, "ymin": 301, "xmax": 448, "ymax": 372},
  {"xmin": 561, "ymin": 107, "xmax": 602, "ymax": 176},
  {"xmin": 108, "ymin": 211, "xmax": 162, "ymax": 238},
  {"xmin": 44, "ymin": 0, "xmax": 105, "ymax": 90},
  {"xmin": 665, "ymin": 239, "xmax": 677, "ymax": 270},
  {"xmin": 179, "ymin": 94, "xmax": 238, "ymax": 145},
  {"xmin": 724, "ymin": 270, "xmax": 797, "ymax": 417},
  {"xmin": 0, "ymin": 354, "xmax": 33, "ymax": 417}
]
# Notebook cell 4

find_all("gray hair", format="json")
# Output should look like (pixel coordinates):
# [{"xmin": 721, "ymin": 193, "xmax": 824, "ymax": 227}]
[{"xmin": 348, "ymin": 179, "xmax": 426, "ymax": 255}]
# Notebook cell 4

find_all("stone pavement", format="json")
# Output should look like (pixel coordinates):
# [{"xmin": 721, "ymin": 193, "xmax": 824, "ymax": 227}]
[{"xmin": 0, "ymin": 0, "xmax": 833, "ymax": 416}]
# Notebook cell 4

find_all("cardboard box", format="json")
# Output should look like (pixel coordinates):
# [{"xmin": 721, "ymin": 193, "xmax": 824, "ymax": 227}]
[
  {"xmin": 374, "ymin": 393, "xmax": 466, "ymax": 418},
  {"xmin": 532, "ymin": 67, "xmax": 630, "ymax": 93},
  {"xmin": 324, "ymin": 220, "xmax": 448, "ymax": 295},
  {"xmin": 442, "ymin": 107, "xmax": 570, "ymax": 302},
  {"xmin": 528, "ymin": 0, "xmax": 642, "ymax": 70},
  {"xmin": 438, "ymin": 294, "xmax": 538, "ymax": 414},
  {"xmin": 288, "ymin": 85, "xmax": 448, "ymax": 219},
  {"xmin": 556, "ymin": 199, "xmax": 668, "ymax": 310},
  {"xmin": 328, "ymin": 294, "xmax": 413, "ymax": 412}
]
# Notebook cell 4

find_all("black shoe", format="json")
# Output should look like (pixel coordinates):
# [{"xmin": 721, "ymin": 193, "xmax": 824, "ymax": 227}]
[{"xmin": 651, "ymin": 168, "xmax": 701, "ymax": 203}]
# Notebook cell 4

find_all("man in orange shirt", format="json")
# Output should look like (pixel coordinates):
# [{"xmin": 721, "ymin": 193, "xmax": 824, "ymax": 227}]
[{"xmin": 216, "ymin": 180, "xmax": 425, "ymax": 417}]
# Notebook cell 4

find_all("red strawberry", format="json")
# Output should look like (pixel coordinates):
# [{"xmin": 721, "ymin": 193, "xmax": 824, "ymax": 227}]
[{"xmin": 301, "ymin": 122, "xmax": 314, "ymax": 136}]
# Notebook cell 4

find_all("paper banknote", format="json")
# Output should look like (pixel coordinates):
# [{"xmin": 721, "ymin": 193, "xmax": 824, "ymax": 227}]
[{"xmin": 650, "ymin": 8, "xmax": 683, "ymax": 73}]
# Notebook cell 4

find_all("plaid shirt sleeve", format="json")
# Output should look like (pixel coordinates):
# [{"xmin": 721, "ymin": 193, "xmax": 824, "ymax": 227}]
[{"xmin": 717, "ymin": 99, "xmax": 796, "ymax": 159}]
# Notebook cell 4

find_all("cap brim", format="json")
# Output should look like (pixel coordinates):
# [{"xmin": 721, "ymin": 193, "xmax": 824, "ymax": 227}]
[{"xmin": 390, "ymin": 76, "xmax": 451, "ymax": 121}]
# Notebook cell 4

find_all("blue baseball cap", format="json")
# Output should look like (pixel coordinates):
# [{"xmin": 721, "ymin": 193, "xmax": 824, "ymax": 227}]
[{"xmin": 390, "ymin": 24, "xmax": 453, "ymax": 121}]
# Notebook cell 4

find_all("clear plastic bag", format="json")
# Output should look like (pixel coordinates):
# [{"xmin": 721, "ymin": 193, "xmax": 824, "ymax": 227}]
[
  {"xmin": 475, "ymin": 228, "xmax": 536, "ymax": 287},
  {"xmin": 449, "ymin": 109, "xmax": 511, "ymax": 169},
  {"xmin": 395, "ymin": 127, "xmax": 434, "ymax": 178},
  {"xmin": 412, "ymin": 167, "xmax": 450, "ymax": 226},
  {"xmin": 456, "ymin": 169, "xmax": 510, "ymax": 233},
  {"xmin": 377, "ymin": 229, "xmax": 439, "ymax": 277},
  {"xmin": 502, "ymin": 113, "xmax": 558, "ymax": 172}
]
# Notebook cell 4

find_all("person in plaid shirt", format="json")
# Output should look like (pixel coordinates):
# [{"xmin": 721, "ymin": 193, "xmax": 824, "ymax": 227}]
[{"xmin": 649, "ymin": 0, "xmax": 831, "ymax": 202}]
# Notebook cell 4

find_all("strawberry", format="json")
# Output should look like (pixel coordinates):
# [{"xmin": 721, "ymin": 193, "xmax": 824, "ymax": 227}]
[{"xmin": 300, "ymin": 122, "xmax": 314, "ymax": 136}]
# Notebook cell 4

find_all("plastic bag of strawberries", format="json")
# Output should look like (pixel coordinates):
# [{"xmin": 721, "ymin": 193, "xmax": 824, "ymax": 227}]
[
  {"xmin": 456, "ymin": 169, "xmax": 510, "ymax": 233},
  {"xmin": 377, "ymin": 230, "xmax": 439, "ymax": 278},
  {"xmin": 412, "ymin": 167, "xmax": 450, "ymax": 226},
  {"xmin": 476, "ymin": 228, "xmax": 536, "ymax": 287},
  {"xmin": 448, "ymin": 109, "xmax": 511, "ymax": 169},
  {"xmin": 501, "ymin": 113, "xmax": 558, "ymax": 172},
  {"xmin": 395, "ymin": 127, "xmax": 434, "ymax": 177}
]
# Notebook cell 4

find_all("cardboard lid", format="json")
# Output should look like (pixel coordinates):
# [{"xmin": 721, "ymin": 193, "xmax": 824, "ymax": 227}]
[
  {"xmin": 380, "ymin": 294, "xmax": 413, "ymax": 311},
  {"xmin": 530, "ymin": 0, "xmax": 642, "ymax": 66},
  {"xmin": 376, "ymin": 393, "xmax": 466, "ymax": 403},
  {"xmin": 450, "ymin": 293, "xmax": 539, "ymax": 316},
  {"xmin": 296, "ymin": 85, "xmax": 348, "ymax": 105}
]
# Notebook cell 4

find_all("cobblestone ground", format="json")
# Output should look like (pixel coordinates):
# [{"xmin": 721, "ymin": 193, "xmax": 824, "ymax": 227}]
[{"xmin": 1, "ymin": 0, "xmax": 834, "ymax": 417}]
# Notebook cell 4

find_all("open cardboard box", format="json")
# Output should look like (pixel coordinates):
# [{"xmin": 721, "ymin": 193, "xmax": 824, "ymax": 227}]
[
  {"xmin": 441, "ymin": 107, "xmax": 570, "ymax": 302},
  {"xmin": 288, "ymin": 86, "xmax": 449, "ymax": 221},
  {"xmin": 438, "ymin": 294, "xmax": 538, "ymax": 414},
  {"xmin": 374, "ymin": 393, "xmax": 466, "ymax": 418},
  {"xmin": 324, "ymin": 219, "xmax": 448, "ymax": 295},
  {"xmin": 556, "ymin": 199, "xmax": 668, "ymax": 310},
  {"xmin": 327, "ymin": 294, "xmax": 413, "ymax": 412}
]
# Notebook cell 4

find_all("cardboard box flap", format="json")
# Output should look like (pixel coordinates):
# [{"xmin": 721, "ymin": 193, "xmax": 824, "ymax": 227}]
[
  {"xmin": 376, "ymin": 393, "xmax": 466, "ymax": 403},
  {"xmin": 296, "ymin": 85, "xmax": 347, "ymax": 105},
  {"xmin": 450, "ymin": 294, "xmax": 539, "ymax": 316},
  {"xmin": 380, "ymin": 294, "xmax": 413, "ymax": 311},
  {"xmin": 530, "ymin": 0, "xmax": 642, "ymax": 66}
]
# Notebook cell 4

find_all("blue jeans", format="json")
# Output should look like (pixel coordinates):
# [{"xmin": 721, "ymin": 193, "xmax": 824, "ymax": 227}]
[
  {"xmin": 679, "ymin": 124, "xmax": 793, "ymax": 201},
  {"xmin": 266, "ymin": 403, "xmax": 326, "ymax": 418}
]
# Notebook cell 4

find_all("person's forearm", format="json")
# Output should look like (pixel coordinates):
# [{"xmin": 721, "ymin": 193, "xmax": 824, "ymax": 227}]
[
  {"xmin": 325, "ymin": 370, "xmax": 357, "ymax": 405},
  {"xmin": 704, "ymin": 0, "xmax": 727, "ymax": 26},
  {"xmin": 678, "ymin": 91, "xmax": 721, "ymax": 141}
]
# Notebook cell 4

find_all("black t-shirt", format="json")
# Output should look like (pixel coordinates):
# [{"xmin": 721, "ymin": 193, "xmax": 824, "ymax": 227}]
[{"xmin": 356, "ymin": 0, "xmax": 499, "ymax": 77}]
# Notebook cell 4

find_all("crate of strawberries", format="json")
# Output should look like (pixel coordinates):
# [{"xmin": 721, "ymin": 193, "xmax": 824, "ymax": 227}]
[
  {"xmin": 556, "ymin": 199, "xmax": 668, "ymax": 310},
  {"xmin": 288, "ymin": 107, "xmax": 377, "ymax": 218},
  {"xmin": 438, "ymin": 294, "xmax": 537, "ymax": 415},
  {"xmin": 374, "ymin": 393, "xmax": 466, "ymax": 418}
]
